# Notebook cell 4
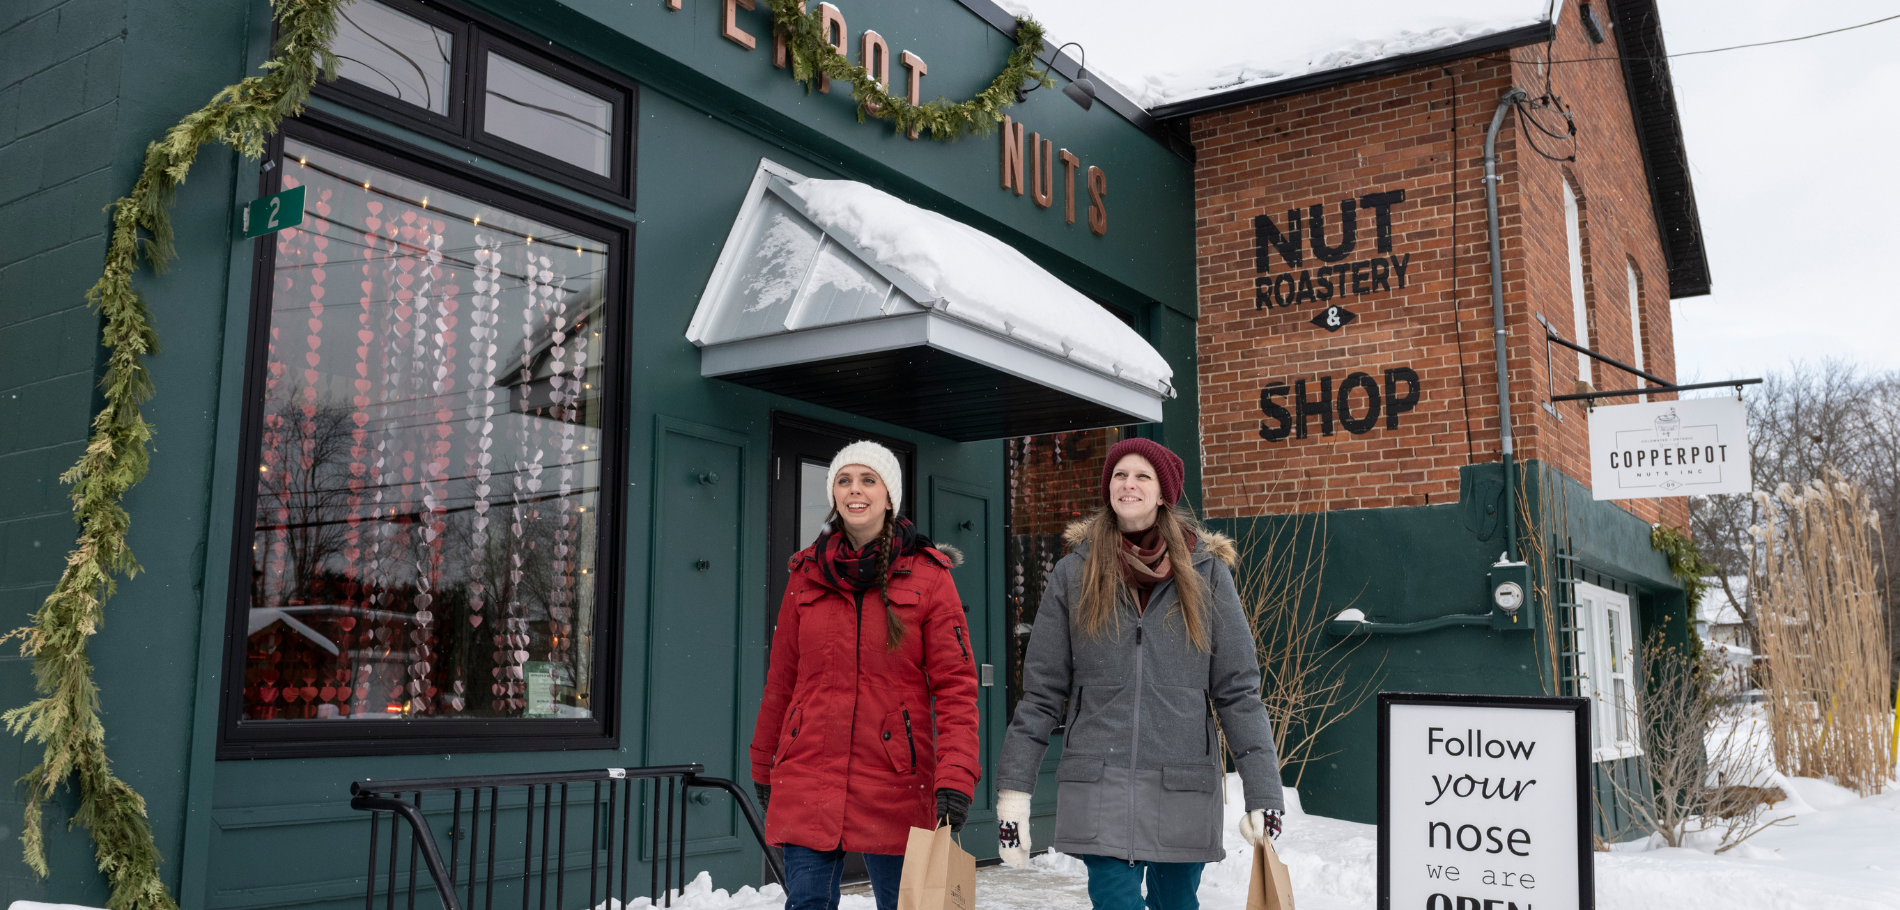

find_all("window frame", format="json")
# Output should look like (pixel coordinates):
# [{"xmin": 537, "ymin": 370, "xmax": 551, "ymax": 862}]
[
  {"xmin": 309, "ymin": 0, "xmax": 638, "ymax": 206},
  {"xmin": 1574, "ymin": 580, "xmax": 1641, "ymax": 763},
  {"xmin": 317, "ymin": 0, "xmax": 470, "ymax": 136},
  {"xmin": 216, "ymin": 112, "xmax": 635, "ymax": 759}
]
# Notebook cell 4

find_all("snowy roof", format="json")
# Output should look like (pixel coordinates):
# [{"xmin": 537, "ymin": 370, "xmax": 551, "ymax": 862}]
[
  {"xmin": 997, "ymin": 0, "xmax": 1556, "ymax": 113},
  {"xmin": 686, "ymin": 160, "xmax": 1174, "ymax": 439}
]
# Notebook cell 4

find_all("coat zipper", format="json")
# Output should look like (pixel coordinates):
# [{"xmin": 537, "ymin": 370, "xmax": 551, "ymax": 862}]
[
  {"xmin": 953, "ymin": 625, "xmax": 969, "ymax": 661},
  {"xmin": 902, "ymin": 707, "xmax": 918, "ymax": 771},
  {"xmin": 849, "ymin": 591, "xmax": 865, "ymax": 771},
  {"xmin": 1128, "ymin": 614, "xmax": 1145, "ymax": 862}
]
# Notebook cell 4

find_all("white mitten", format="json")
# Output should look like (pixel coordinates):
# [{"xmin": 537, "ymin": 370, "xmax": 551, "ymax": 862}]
[
  {"xmin": 1239, "ymin": 809, "xmax": 1283, "ymax": 846},
  {"xmin": 996, "ymin": 789, "xmax": 1032, "ymax": 867}
]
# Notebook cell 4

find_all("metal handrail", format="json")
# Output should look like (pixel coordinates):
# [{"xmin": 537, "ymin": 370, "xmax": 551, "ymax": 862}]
[{"xmin": 350, "ymin": 765, "xmax": 782, "ymax": 910}]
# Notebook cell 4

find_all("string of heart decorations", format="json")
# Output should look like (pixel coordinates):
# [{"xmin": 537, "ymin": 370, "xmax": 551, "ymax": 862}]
[{"xmin": 3, "ymin": 1, "xmax": 1049, "ymax": 906}]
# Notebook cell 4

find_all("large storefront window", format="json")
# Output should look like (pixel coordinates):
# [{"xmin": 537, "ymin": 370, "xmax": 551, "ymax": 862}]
[
  {"xmin": 230, "ymin": 130, "xmax": 620, "ymax": 746},
  {"xmin": 1005, "ymin": 428, "xmax": 1126, "ymax": 716}
]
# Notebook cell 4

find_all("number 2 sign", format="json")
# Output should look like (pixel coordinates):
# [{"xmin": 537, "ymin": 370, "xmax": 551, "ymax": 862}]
[{"xmin": 243, "ymin": 185, "xmax": 306, "ymax": 239}]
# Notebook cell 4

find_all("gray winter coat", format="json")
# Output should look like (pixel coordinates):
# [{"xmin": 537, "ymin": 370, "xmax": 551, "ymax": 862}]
[{"xmin": 996, "ymin": 518, "xmax": 1282, "ymax": 864}]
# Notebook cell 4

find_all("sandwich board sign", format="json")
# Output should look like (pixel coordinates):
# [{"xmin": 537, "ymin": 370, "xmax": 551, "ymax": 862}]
[
  {"xmin": 1379, "ymin": 692, "xmax": 1593, "ymax": 910},
  {"xmin": 1586, "ymin": 397, "xmax": 1751, "ymax": 500}
]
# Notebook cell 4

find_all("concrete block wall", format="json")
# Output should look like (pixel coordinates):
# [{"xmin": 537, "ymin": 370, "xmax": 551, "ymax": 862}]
[{"xmin": 1191, "ymin": 7, "xmax": 1689, "ymax": 532}]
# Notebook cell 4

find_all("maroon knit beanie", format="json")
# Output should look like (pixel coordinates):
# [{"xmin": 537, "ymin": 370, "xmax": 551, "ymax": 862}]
[{"xmin": 1101, "ymin": 438, "xmax": 1186, "ymax": 506}]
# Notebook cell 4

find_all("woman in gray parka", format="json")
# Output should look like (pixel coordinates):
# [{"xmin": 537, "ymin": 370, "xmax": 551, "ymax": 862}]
[{"xmin": 994, "ymin": 438, "xmax": 1282, "ymax": 910}]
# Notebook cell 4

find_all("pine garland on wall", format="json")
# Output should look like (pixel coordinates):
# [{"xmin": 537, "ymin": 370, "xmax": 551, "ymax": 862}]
[
  {"xmin": 1, "ymin": 2, "xmax": 345, "ymax": 907},
  {"xmin": 4, "ymin": 1, "xmax": 1052, "ymax": 905},
  {"xmin": 764, "ymin": 0, "xmax": 1052, "ymax": 139}
]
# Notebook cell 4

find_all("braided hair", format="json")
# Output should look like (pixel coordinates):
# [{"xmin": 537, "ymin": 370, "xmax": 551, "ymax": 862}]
[
  {"xmin": 820, "ymin": 507, "xmax": 907, "ymax": 650},
  {"xmin": 875, "ymin": 511, "xmax": 905, "ymax": 650}
]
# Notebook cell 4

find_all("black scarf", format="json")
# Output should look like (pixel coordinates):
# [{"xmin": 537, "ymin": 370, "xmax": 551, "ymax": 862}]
[{"xmin": 815, "ymin": 516, "xmax": 925, "ymax": 592}]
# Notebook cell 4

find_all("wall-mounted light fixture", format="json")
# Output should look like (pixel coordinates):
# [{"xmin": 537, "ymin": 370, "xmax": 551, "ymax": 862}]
[
  {"xmin": 1579, "ymin": 3, "xmax": 1606, "ymax": 44},
  {"xmin": 1016, "ymin": 42, "xmax": 1097, "ymax": 111}
]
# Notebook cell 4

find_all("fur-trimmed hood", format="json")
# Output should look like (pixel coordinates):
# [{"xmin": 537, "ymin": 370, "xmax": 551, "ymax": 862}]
[{"xmin": 1061, "ymin": 515, "xmax": 1236, "ymax": 568}]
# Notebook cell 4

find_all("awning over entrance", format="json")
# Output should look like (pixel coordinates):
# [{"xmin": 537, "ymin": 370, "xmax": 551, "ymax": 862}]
[{"xmin": 686, "ymin": 161, "xmax": 1175, "ymax": 441}]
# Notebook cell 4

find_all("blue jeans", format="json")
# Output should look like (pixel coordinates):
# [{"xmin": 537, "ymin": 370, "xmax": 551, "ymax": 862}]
[
  {"xmin": 781, "ymin": 844, "xmax": 905, "ymax": 910},
  {"xmin": 1079, "ymin": 854, "xmax": 1205, "ymax": 910}
]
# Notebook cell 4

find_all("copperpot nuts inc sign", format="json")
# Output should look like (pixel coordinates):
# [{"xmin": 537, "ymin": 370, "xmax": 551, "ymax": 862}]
[
  {"xmin": 1380, "ymin": 693, "xmax": 1593, "ymax": 910},
  {"xmin": 1586, "ymin": 397, "xmax": 1752, "ymax": 500}
]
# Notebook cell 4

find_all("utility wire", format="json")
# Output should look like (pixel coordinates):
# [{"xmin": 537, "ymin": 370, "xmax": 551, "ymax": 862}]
[{"xmin": 1494, "ymin": 12, "xmax": 1900, "ymax": 65}]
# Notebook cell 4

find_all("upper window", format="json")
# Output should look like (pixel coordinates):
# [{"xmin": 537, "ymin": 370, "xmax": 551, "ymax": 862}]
[
  {"xmin": 332, "ymin": 0, "xmax": 454, "ymax": 115},
  {"xmin": 222, "ymin": 122, "xmax": 629, "ymax": 756},
  {"xmin": 313, "ymin": 0, "xmax": 636, "ymax": 203},
  {"xmin": 1626, "ymin": 262, "xmax": 1646, "ymax": 402},
  {"xmin": 1563, "ymin": 180, "xmax": 1591, "ymax": 385},
  {"xmin": 481, "ymin": 51, "xmax": 614, "ymax": 176}
]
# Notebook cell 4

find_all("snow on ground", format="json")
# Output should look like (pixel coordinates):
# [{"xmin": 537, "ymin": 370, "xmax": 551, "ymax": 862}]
[
  {"xmin": 622, "ymin": 767, "xmax": 1900, "ymax": 910},
  {"xmin": 786, "ymin": 178, "xmax": 1173, "ymax": 393},
  {"xmin": 992, "ymin": 1, "xmax": 1553, "ymax": 110}
]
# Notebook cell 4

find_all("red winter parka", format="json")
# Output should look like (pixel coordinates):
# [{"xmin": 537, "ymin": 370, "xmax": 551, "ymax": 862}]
[{"xmin": 750, "ymin": 544, "xmax": 981, "ymax": 856}]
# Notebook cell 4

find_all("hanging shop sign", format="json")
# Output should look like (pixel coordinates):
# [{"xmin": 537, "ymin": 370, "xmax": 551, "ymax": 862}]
[
  {"xmin": 1255, "ymin": 189, "xmax": 1410, "ymax": 313},
  {"xmin": 1586, "ymin": 397, "xmax": 1752, "ymax": 500},
  {"xmin": 1379, "ymin": 693, "xmax": 1594, "ymax": 910},
  {"xmin": 1258, "ymin": 367, "xmax": 1420, "ymax": 442}
]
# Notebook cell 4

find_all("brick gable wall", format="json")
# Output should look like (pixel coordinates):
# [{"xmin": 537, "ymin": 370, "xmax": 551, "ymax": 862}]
[{"xmin": 1191, "ymin": 11, "xmax": 1689, "ymax": 532}]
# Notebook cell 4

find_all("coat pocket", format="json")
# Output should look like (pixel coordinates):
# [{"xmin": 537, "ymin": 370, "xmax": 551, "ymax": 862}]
[
  {"xmin": 1156, "ymin": 763, "xmax": 1221, "ymax": 849},
  {"xmin": 1054, "ymin": 757, "xmax": 1104, "ymax": 843},
  {"xmin": 879, "ymin": 706, "xmax": 917, "ymax": 772},
  {"xmin": 775, "ymin": 705, "xmax": 805, "ymax": 767}
]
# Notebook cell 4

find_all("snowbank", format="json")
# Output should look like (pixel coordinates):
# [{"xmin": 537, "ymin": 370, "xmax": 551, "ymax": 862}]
[
  {"xmin": 608, "ymin": 768, "xmax": 1900, "ymax": 910},
  {"xmin": 786, "ymin": 179, "xmax": 1173, "ymax": 393},
  {"xmin": 994, "ymin": 0, "xmax": 1553, "ymax": 110}
]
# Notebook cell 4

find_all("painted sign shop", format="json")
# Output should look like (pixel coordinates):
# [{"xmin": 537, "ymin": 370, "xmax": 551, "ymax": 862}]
[
  {"xmin": 1258, "ymin": 367, "xmax": 1421, "ymax": 442},
  {"xmin": 1586, "ymin": 397, "xmax": 1752, "ymax": 500},
  {"xmin": 1255, "ymin": 189, "xmax": 1411, "ymax": 312},
  {"xmin": 1380, "ymin": 693, "xmax": 1594, "ymax": 910},
  {"xmin": 690, "ymin": 0, "xmax": 1111, "ymax": 233}
]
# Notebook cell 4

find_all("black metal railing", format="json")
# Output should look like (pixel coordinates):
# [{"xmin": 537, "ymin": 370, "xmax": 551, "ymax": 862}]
[{"xmin": 350, "ymin": 764, "xmax": 781, "ymax": 910}]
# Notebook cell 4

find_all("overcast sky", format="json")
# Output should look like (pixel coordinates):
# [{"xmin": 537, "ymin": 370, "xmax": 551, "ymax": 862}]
[{"xmin": 1661, "ymin": 1, "xmax": 1900, "ymax": 384}]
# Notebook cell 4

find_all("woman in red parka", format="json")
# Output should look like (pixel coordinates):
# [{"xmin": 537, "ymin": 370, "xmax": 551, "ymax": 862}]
[{"xmin": 750, "ymin": 441, "xmax": 981, "ymax": 910}]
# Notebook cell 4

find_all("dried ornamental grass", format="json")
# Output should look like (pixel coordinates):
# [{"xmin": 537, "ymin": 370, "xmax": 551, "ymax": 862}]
[{"xmin": 1749, "ymin": 470, "xmax": 1893, "ymax": 795}]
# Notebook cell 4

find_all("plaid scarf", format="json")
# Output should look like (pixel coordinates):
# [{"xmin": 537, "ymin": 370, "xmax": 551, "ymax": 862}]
[
  {"xmin": 1120, "ymin": 525, "xmax": 1196, "ymax": 610},
  {"xmin": 815, "ymin": 516, "xmax": 922, "ymax": 592}
]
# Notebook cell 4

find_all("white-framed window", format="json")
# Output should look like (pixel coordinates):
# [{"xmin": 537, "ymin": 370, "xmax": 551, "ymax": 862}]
[
  {"xmin": 1563, "ymin": 180, "xmax": 1590, "ymax": 384},
  {"xmin": 1575, "ymin": 581, "xmax": 1640, "ymax": 761},
  {"xmin": 1626, "ymin": 262, "xmax": 1645, "ymax": 402}
]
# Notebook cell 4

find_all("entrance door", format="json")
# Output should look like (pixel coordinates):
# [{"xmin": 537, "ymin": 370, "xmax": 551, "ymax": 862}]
[{"xmin": 1574, "ymin": 581, "xmax": 1638, "ymax": 760}]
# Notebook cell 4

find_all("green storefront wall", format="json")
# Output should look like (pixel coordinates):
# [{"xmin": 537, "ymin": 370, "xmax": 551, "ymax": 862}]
[
  {"xmin": 0, "ymin": 0, "xmax": 1195, "ymax": 904},
  {"xmin": 1207, "ymin": 460, "xmax": 1691, "ymax": 831}
]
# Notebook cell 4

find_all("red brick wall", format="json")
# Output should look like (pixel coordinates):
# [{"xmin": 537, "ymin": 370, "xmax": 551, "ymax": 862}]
[{"xmin": 1192, "ymin": 11, "xmax": 1689, "ymax": 532}]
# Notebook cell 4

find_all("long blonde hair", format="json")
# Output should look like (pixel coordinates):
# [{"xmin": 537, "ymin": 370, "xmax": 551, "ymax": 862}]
[{"xmin": 1076, "ymin": 503, "xmax": 1210, "ymax": 651}]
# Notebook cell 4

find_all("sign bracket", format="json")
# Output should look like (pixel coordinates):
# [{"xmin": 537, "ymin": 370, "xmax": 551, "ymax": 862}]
[{"xmin": 1534, "ymin": 313, "xmax": 1759, "ymax": 403}]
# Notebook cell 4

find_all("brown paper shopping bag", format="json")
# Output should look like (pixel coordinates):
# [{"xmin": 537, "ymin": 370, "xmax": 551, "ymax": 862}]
[
  {"xmin": 1246, "ymin": 840, "xmax": 1296, "ymax": 910},
  {"xmin": 897, "ymin": 825, "xmax": 976, "ymax": 910}
]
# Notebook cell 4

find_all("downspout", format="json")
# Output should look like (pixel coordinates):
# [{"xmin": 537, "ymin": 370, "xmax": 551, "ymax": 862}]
[{"xmin": 1484, "ymin": 88, "xmax": 1528, "ymax": 562}]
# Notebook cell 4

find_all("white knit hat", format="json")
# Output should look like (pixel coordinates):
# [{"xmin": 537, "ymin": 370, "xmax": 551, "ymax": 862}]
[{"xmin": 827, "ymin": 441, "xmax": 903, "ymax": 515}]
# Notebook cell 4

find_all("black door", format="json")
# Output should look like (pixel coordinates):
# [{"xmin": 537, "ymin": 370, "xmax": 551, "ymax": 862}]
[{"xmin": 766, "ymin": 413, "xmax": 916, "ymax": 648}]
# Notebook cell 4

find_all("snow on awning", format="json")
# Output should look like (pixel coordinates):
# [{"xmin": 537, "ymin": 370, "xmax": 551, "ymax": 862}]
[{"xmin": 686, "ymin": 160, "xmax": 1175, "ymax": 441}]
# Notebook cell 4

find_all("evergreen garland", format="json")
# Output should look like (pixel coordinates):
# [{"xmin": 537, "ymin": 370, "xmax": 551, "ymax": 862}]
[
  {"xmin": 1, "ymin": 2, "xmax": 344, "ymax": 907},
  {"xmin": 5, "ymin": 1, "xmax": 1045, "ymax": 904},
  {"xmin": 764, "ymin": 0, "xmax": 1052, "ymax": 139}
]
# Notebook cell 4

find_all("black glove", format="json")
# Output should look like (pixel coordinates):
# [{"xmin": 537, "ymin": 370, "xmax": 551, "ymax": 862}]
[
  {"xmin": 754, "ymin": 782, "xmax": 771, "ymax": 815},
  {"xmin": 1266, "ymin": 809, "xmax": 1283, "ymax": 840},
  {"xmin": 935, "ymin": 788, "xmax": 970, "ymax": 832}
]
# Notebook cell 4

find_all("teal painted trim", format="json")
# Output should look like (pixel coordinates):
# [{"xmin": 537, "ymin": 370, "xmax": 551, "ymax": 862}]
[
  {"xmin": 176, "ymin": 5, "xmax": 273, "ymax": 904},
  {"xmin": 1325, "ymin": 613, "xmax": 1493, "ymax": 637}
]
